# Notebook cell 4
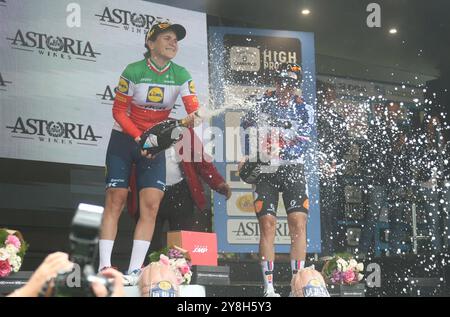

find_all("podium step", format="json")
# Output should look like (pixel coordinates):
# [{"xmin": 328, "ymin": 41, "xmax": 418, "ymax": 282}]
[{"xmin": 205, "ymin": 282, "xmax": 291, "ymax": 297}]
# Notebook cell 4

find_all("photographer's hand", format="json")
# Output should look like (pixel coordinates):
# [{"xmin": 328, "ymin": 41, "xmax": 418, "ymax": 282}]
[
  {"xmin": 8, "ymin": 252, "xmax": 73, "ymax": 297},
  {"xmin": 91, "ymin": 267, "xmax": 125, "ymax": 297}
]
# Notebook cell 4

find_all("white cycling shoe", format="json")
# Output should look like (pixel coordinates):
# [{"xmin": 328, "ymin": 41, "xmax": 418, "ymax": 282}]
[
  {"xmin": 264, "ymin": 289, "xmax": 281, "ymax": 297},
  {"xmin": 122, "ymin": 269, "xmax": 142, "ymax": 286}
]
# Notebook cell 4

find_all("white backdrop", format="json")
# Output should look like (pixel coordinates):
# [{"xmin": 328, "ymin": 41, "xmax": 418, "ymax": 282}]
[{"xmin": 0, "ymin": 0, "xmax": 208, "ymax": 166}]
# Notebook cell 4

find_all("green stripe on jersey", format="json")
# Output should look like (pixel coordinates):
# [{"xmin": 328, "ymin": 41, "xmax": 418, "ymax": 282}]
[{"xmin": 122, "ymin": 59, "xmax": 191, "ymax": 86}]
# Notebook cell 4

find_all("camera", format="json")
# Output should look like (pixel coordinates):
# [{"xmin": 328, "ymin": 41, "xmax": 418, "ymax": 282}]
[{"xmin": 50, "ymin": 203, "xmax": 114, "ymax": 297}]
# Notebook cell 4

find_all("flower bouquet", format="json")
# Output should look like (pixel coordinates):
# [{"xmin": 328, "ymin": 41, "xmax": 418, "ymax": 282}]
[
  {"xmin": 0, "ymin": 229, "xmax": 28, "ymax": 278},
  {"xmin": 149, "ymin": 246, "xmax": 192, "ymax": 285},
  {"xmin": 321, "ymin": 253, "xmax": 364, "ymax": 285}
]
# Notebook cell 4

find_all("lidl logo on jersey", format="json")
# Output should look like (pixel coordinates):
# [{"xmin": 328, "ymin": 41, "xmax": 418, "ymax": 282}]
[
  {"xmin": 188, "ymin": 80, "xmax": 196, "ymax": 94},
  {"xmin": 6, "ymin": 30, "xmax": 101, "ymax": 62},
  {"xmin": 118, "ymin": 77, "xmax": 129, "ymax": 94},
  {"xmin": 95, "ymin": 6, "xmax": 170, "ymax": 35},
  {"xmin": 0, "ymin": 72, "xmax": 12, "ymax": 91},
  {"xmin": 147, "ymin": 86, "xmax": 164, "ymax": 103},
  {"xmin": 6, "ymin": 117, "xmax": 102, "ymax": 146}
]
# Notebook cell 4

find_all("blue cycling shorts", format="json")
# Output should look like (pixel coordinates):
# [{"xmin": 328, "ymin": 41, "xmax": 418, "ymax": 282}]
[{"xmin": 105, "ymin": 130, "xmax": 166, "ymax": 192}]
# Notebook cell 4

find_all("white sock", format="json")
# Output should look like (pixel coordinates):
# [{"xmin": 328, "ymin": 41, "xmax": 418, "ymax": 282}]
[
  {"xmin": 261, "ymin": 260, "xmax": 274, "ymax": 292},
  {"xmin": 128, "ymin": 240, "xmax": 150, "ymax": 274},
  {"xmin": 291, "ymin": 259, "xmax": 305, "ymax": 275},
  {"xmin": 98, "ymin": 239, "xmax": 114, "ymax": 272}
]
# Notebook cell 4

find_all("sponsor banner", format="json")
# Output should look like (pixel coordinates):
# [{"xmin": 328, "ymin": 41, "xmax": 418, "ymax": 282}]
[
  {"xmin": 0, "ymin": 0, "xmax": 207, "ymax": 165},
  {"xmin": 96, "ymin": 83, "xmax": 118, "ymax": 106},
  {"xmin": 211, "ymin": 27, "xmax": 321, "ymax": 253},
  {"xmin": 227, "ymin": 191, "xmax": 287, "ymax": 217},
  {"xmin": 227, "ymin": 219, "xmax": 291, "ymax": 244},
  {"xmin": 5, "ymin": 29, "xmax": 101, "ymax": 62},
  {"xmin": 224, "ymin": 34, "xmax": 301, "ymax": 86},
  {"xmin": 0, "ymin": 100, "xmax": 110, "ymax": 165},
  {"xmin": 0, "ymin": 71, "xmax": 12, "ymax": 92}
]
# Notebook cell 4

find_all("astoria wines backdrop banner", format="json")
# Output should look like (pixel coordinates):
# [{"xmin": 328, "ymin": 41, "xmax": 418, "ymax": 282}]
[{"xmin": 0, "ymin": 0, "xmax": 208, "ymax": 166}]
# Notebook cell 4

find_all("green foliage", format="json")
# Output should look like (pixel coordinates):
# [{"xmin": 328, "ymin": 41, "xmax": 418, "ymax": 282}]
[
  {"xmin": 148, "ymin": 246, "xmax": 169, "ymax": 263},
  {"xmin": 18, "ymin": 240, "xmax": 29, "ymax": 259},
  {"xmin": 0, "ymin": 229, "xmax": 8, "ymax": 247}
]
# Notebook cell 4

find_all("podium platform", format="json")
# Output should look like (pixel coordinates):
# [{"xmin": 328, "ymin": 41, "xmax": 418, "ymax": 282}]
[{"xmin": 0, "ymin": 271, "xmax": 31, "ymax": 296}]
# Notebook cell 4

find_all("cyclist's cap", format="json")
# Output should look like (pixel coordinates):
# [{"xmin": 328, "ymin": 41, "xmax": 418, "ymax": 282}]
[{"xmin": 146, "ymin": 22, "xmax": 186, "ymax": 42}]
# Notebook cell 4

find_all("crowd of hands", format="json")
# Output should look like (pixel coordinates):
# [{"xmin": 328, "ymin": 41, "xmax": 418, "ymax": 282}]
[{"xmin": 8, "ymin": 252, "xmax": 125, "ymax": 297}]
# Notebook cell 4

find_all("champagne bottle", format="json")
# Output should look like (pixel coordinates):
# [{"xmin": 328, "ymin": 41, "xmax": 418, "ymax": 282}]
[{"xmin": 139, "ymin": 118, "xmax": 190, "ymax": 156}]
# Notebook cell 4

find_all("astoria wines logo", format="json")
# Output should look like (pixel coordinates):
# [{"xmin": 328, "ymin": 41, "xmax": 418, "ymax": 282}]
[
  {"xmin": 0, "ymin": 72, "xmax": 12, "ymax": 91},
  {"xmin": 6, "ymin": 117, "xmax": 102, "ymax": 146},
  {"xmin": 6, "ymin": 29, "xmax": 101, "ymax": 62},
  {"xmin": 95, "ymin": 6, "xmax": 170, "ymax": 34},
  {"xmin": 227, "ymin": 219, "xmax": 291, "ymax": 244}
]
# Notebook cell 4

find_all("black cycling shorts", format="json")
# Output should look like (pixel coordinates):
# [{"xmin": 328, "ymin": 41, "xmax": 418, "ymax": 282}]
[{"xmin": 253, "ymin": 164, "xmax": 308, "ymax": 218}]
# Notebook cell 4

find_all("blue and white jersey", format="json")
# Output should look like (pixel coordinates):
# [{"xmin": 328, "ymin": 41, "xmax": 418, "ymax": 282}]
[{"xmin": 241, "ymin": 90, "xmax": 314, "ymax": 164}]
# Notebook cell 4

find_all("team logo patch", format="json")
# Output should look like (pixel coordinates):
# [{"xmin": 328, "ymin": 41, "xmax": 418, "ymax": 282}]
[
  {"xmin": 147, "ymin": 86, "xmax": 164, "ymax": 103},
  {"xmin": 188, "ymin": 80, "xmax": 196, "ymax": 94},
  {"xmin": 118, "ymin": 77, "xmax": 129, "ymax": 94}
]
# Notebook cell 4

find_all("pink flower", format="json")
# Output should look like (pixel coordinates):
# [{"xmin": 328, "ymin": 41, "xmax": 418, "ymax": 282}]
[
  {"xmin": 159, "ymin": 254, "xmax": 170, "ymax": 266},
  {"xmin": 0, "ymin": 259, "xmax": 12, "ymax": 277},
  {"xmin": 5, "ymin": 235, "xmax": 21, "ymax": 249},
  {"xmin": 343, "ymin": 269, "xmax": 355, "ymax": 284},
  {"xmin": 180, "ymin": 264, "xmax": 190, "ymax": 275}
]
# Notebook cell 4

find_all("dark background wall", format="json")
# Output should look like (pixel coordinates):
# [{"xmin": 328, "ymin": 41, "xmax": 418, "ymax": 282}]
[{"xmin": 0, "ymin": 158, "xmax": 135, "ymax": 270}]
